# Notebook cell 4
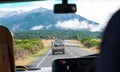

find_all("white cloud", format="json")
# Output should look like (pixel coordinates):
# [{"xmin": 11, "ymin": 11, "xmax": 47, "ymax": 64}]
[
  {"xmin": 55, "ymin": 18, "xmax": 102, "ymax": 31},
  {"xmin": 0, "ymin": 1, "xmax": 55, "ymax": 11},
  {"xmin": 30, "ymin": 25, "xmax": 44, "ymax": 30},
  {"xmin": 12, "ymin": 0, "xmax": 119, "ymax": 28},
  {"xmin": 46, "ymin": 25, "xmax": 53, "ymax": 29},
  {"xmin": 79, "ymin": 21, "xmax": 89, "ymax": 29},
  {"xmin": 75, "ymin": 1, "xmax": 120, "ymax": 26},
  {"xmin": 55, "ymin": 19, "xmax": 81, "ymax": 30},
  {"xmin": 0, "ymin": 0, "xmax": 120, "ymax": 31},
  {"xmin": 89, "ymin": 24, "xmax": 102, "ymax": 32}
]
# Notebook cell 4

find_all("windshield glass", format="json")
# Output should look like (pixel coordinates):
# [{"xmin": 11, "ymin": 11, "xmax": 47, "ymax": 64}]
[{"xmin": 0, "ymin": 0, "xmax": 120, "ymax": 70}]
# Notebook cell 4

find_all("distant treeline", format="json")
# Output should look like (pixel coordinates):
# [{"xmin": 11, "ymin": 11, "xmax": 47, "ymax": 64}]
[{"xmin": 13, "ymin": 30, "xmax": 102, "ymax": 40}]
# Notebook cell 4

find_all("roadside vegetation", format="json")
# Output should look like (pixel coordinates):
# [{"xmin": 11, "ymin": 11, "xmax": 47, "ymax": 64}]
[
  {"xmin": 81, "ymin": 37, "xmax": 101, "ymax": 48},
  {"xmin": 14, "ymin": 30, "xmax": 101, "ymax": 65},
  {"xmin": 14, "ymin": 39, "xmax": 44, "ymax": 61},
  {"xmin": 14, "ymin": 38, "xmax": 54, "ymax": 66},
  {"xmin": 15, "ymin": 39, "xmax": 44, "ymax": 50},
  {"xmin": 15, "ymin": 46, "xmax": 49, "ymax": 66},
  {"xmin": 80, "ymin": 37, "xmax": 101, "ymax": 53}
]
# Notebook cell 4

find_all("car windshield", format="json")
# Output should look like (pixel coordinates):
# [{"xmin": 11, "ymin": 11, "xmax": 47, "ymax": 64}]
[
  {"xmin": 0, "ymin": 0, "xmax": 120, "ymax": 71},
  {"xmin": 54, "ymin": 42, "xmax": 63, "ymax": 46}
]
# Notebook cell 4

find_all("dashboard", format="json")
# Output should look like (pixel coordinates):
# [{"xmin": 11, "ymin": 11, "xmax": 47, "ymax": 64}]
[
  {"xmin": 52, "ymin": 54, "xmax": 98, "ymax": 72},
  {"xmin": 16, "ymin": 54, "xmax": 98, "ymax": 72}
]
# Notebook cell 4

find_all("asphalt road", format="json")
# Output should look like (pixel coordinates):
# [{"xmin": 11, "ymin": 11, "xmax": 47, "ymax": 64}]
[{"xmin": 29, "ymin": 41, "xmax": 95, "ymax": 68}]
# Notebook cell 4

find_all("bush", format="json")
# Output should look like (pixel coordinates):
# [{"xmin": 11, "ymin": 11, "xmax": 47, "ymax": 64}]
[
  {"xmin": 81, "ymin": 37, "xmax": 100, "ymax": 48},
  {"xmin": 15, "ymin": 39, "xmax": 44, "ymax": 50},
  {"xmin": 14, "ymin": 39, "xmax": 45, "ymax": 60}
]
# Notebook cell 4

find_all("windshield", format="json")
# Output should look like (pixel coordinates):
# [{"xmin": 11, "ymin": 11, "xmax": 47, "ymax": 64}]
[{"xmin": 0, "ymin": 0, "xmax": 120, "ymax": 71}]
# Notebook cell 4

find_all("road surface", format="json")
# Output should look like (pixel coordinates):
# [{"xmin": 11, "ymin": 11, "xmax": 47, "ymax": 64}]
[{"xmin": 28, "ymin": 40, "xmax": 95, "ymax": 68}]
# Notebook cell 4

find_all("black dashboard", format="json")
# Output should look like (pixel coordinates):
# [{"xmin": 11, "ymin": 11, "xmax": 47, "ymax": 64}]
[{"xmin": 52, "ymin": 54, "xmax": 98, "ymax": 72}]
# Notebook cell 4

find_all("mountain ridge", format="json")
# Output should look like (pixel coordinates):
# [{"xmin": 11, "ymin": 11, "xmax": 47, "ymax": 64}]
[{"xmin": 0, "ymin": 7, "xmax": 100, "ymax": 32}]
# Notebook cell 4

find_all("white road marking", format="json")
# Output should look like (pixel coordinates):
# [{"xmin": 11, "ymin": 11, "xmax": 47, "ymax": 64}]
[
  {"xmin": 66, "ymin": 48, "xmax": 71, "ymax": 53},
  {"xmin": 36, "ymin": 49, "xmax": 51, "ymax": 67},
  {"xmin": 65, "ymin": 48, "xmax": 77, "ymax": 57}
]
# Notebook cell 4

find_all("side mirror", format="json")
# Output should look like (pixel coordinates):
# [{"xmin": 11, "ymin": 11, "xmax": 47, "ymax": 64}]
[{"xmin": 54, "ymin": 4, "xmax": 77, "ymax": 13}]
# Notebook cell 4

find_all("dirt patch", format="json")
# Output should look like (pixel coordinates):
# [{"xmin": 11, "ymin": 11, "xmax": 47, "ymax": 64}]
[
  {"xmin": 89, "ymin": 46, "xmax": 100, "ymax": 53},
  {"xmin": 41, "ymin": 39, "xmax": 55, "ymax": 48},
  {"xmin": 67, "ymin": 40, "xmax": 84, "ymax": 47},
  {"xmin": 96, "ymin": 39, "xmax": 102, "ymax": 42},
  {"xmin": 67, "ymin": 39, "xmax": 100, "ymax": 53}
]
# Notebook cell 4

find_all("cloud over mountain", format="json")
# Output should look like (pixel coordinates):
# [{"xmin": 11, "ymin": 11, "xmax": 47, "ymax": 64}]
[
  {"xmin": 55, "ymin": 18, "xmax": 101, "ymax": 31},
  {"xmin": 0, "ymin": 7, "xmax": 101, "ymax": 32},
  {"xmin": 30, "ymin": 25, "xmax": 44, "ymax": 30}
]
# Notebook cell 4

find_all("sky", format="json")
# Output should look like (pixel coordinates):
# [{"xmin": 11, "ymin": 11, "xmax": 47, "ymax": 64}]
[{"xmin": 0, "ymin": 0, "xmax": 120, "ymax": 31}]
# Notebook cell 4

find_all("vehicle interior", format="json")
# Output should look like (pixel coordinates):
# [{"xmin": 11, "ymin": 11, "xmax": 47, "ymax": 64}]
[{"xmin": 0, "ymin": 0, "xmax": 120, "ymax": 72}]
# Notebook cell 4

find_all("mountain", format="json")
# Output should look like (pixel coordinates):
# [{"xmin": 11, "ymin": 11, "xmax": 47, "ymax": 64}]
[
  {"xmin": 0, "ymin": 7, "xmax": 100, "ymax": 31},
  {"xmin": 0, "ymin": 10, "xmax": 25, "ymax": 18}
]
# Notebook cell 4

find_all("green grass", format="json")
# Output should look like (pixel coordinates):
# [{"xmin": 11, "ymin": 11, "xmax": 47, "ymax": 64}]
[{"xmin": 15, "ymin": 39, "xmax": 44, "ymax": 50}]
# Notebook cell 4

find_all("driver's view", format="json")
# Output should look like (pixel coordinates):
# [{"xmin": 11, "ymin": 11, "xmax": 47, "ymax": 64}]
[{"xmin": 0, "ymin": 0, "xmax": 120, "ymax": 72}]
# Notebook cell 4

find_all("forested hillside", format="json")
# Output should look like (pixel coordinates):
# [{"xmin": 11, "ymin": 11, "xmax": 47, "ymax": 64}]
[{"xmin": 13, "ymin": 30, "xmax": 102, "ymax": 39}]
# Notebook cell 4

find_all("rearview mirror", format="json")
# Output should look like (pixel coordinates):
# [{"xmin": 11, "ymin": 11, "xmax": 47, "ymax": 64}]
[{"xmin": 54, "ymin": 4, "xmax": 77, "ymax": 13}]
